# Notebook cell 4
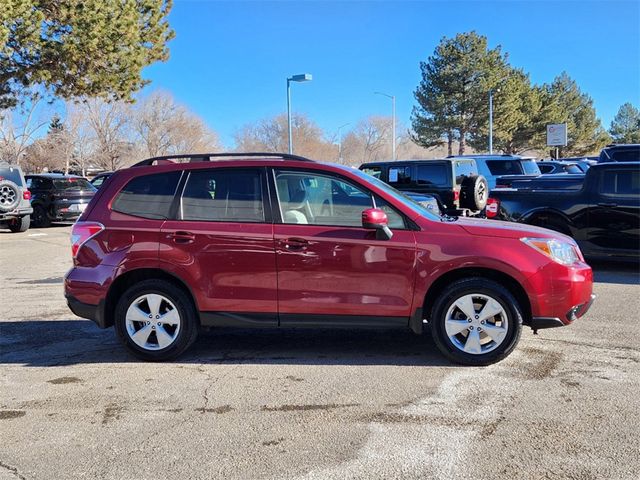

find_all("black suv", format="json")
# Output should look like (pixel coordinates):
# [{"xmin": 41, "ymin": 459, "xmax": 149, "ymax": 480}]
[
  {"xmin": 26, "ymin": 174, "xmax": 96, "ymax": 227},
  {"xmin": 359, "ymin": 158, "xmax": 488, "ymax": 215},
  {"xmin": 598, "ymin": 144, "xmax": 640, "ymax": 162},
  {"xmin": 0, "ymin": 163, "xmax": 32, "ymax": 232}
]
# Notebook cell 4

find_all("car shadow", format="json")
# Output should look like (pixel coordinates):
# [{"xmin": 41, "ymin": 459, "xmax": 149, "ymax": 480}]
[
  {"xmin": 0, "ymin": 320, "xmax": 452, "ymax": 367},
  {"xmin": 590, "ymin": 260, "xmax": 640, "ymax": 285}
]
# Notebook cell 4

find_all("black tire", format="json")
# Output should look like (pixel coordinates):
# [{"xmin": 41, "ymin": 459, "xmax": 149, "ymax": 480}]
[
  {"xmin": 0, "ymin": 180, "xmax": 20, "ymax": 213},
  {"xmin": 31, "ymin": 205, "xmax": 51, "ymax": 228},
  {"xmin": 114, "ymin": 279, "xmax": 200, "ymax": 361},
  {"xmin": 8, "ymin": 215, "xmax": 30, "ymax": 233},
  {"xmin": 459, "ymin": 175, "xmax": 488, "ymax": 211},
  {"xmin": 430, "ymin": 278, "xmax": 523, "ymax": 366}
]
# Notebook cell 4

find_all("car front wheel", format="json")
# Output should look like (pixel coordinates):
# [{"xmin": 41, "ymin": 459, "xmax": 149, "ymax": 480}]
[
  {"xmin": 114, "ymin": 279, "xmax": 199, "ymax": 361},
  {"xmin": 430, "ymin": 278, "xmax": 522, "ymax": 366}
]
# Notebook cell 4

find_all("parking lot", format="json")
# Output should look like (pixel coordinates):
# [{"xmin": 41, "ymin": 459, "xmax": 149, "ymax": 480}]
[{"xmin": 1, "ymin": 225, "xmax": 639, "ymax": 480}]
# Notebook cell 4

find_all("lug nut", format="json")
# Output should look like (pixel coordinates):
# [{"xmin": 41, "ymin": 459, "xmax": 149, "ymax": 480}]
[
  {"xmin": 468, "ymin": 319, "xmax": 472, "ymax": 323},
  {"xmin": 481, "ymin": 320, "xmax": 485, "ymax": 324},
  {"xmin": 157, "ymin": 322, "xmax": 161, "ymax": 326},
  {"xmin": 469, "ymin": 326, "xmax": 474, "ymax": 330},
  {"xmin": 146, "ymin": 321, "xmax": 150, "ymax": 325},
  {"xmin": 156, "ymin": 315, "xmax": 160, "ymax": 319},
  {"xmin": 475, "ymin": 315, "xmax": 479, "ymax": 319},
  {"xmin": 148, "ymin": 314, "xmax": 152, "ymax": 318}
]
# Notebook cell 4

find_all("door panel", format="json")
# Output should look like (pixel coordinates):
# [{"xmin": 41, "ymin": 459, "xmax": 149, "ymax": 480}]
[{"xmin": 275, "ymin": 225, "xmax": 417, "ymax": 318}]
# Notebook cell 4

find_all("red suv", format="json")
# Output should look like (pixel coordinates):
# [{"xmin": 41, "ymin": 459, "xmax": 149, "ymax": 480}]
[{"xmin": 64, "ymin": 153, "xmax": 595, "ymax": 365}]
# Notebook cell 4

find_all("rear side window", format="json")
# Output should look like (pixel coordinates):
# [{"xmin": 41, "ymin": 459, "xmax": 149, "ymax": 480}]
[
  {"xmin": 538, "ymin": 164, "xmax": 554, "ymax": 174},
  {"xmin": 416, "ymin": 164, "xmax": 448, "ymax": 186},
  {"xmin": 453, "ymin": 161, "xmax": 476, "ymax": 184},
  {"xmin": 521, "ymin": 160, "xmax": 541, "ymax": 175},
  {"xmin": 112, "ymin": 171, "xmax": 181, "ymax": 219},
  {"xmin": 609, "ymin": 148, "xmax": 640, "ymax": 161},
  {"xmin": 181, "ymin": 169, "xmax": 264, "ymax": 222},
  {"xmin": 486, "ymin": 160, "xmax": 523, "ymax": 175},
  {"xmin": 600, "ymin": 170, "xmax": 640, "ymax": 196}
]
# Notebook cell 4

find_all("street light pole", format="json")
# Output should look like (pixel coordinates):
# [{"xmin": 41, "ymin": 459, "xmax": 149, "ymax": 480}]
[
  {"xmin": 374, "ymin": 91, "xmax": 396, "ymax": 160},
  {"xmin": 286, "ymin": 73, "xmax": 312, "ymax": 154},
  {"xmin": 489, "ymin": 89, "xmax": 494, "ymax": 154},
  {"xmin": 336, "ymin": 123, "xmax": 350, "ymax": 163}
]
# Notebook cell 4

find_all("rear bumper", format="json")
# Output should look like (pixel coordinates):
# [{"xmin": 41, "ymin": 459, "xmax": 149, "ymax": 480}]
[
  {"xmin": 0, "ymin": 206, "xmax": 33, "ymax": 221},
  {"xmin": 66, "ymin": 294, "xmax": 107, "ymax": 328}
]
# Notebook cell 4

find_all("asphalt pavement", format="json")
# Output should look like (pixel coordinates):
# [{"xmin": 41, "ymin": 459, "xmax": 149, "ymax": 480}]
[{"xmin": 1, "ymin": 226, "xmax": 639, "ymax": 480}]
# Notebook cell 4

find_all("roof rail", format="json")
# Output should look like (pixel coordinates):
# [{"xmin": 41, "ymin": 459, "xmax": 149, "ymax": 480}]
[{"xmin": 131, "ymin": 152, "xmax": 314, "ymax": 167}]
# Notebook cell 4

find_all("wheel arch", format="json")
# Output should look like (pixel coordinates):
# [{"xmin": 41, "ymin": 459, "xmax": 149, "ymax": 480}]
[
  {"xmin": 420, "ymin": 267, "xmax": 532, "ymax": 330},
  {"xmin": 104, "ymin": 268, "xmax": 199, "ymax": 328},
  {"xmin": 521, "ymin": 208, "xmax": 573, "ymax": 235}
]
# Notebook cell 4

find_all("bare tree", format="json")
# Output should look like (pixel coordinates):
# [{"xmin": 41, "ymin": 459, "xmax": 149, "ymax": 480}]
[
  {"xmin": 234, "ymin": 113, "xmax": 335, "ymax": 160},
  {"xmin": 133, "ymin": 91, "xmax": 220, "ymax": 157},
  {"xmin": 0, "ymin": 95, "xmax": 49, "ymax": 166}
]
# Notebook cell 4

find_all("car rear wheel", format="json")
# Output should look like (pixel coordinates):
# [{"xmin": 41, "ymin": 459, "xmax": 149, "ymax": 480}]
[
  {"xmin": 8, "ymin": 215, "xmax": 30, "ymax": 233},
  {"xmin": 32, "ymin": 205, "xmax": 51, "ymax": 228},
  {"xmin": 114, "ymin": 279, "xmax": 199, "ymax": 361},
  {"xmin": 430, "ymin": 278, "xmax": 522, "ymax": 366}
]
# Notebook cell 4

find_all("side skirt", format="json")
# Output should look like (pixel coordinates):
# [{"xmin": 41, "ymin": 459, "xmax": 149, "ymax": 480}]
[{"xmin": 200, "ymin": 312, "xmax": 409, "ymax": 329}]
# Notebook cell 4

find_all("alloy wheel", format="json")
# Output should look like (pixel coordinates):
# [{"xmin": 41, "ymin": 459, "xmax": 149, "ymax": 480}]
[{"xmin": 125, "ymin": 294, "xmax": 181, "ymax": 350}]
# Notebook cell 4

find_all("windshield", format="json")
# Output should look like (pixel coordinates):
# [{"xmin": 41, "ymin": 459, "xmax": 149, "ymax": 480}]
[
  {"xmin": 351, "ymin": 168, "xmax": 442, "ymax": 221},
  {"xmin": 52, "ymin": 177, "xmax": 96, "ymax": 191}
]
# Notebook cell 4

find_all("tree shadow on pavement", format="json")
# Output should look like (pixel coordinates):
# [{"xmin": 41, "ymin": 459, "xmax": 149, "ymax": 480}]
[{"xmin": 0, "ymin": 319, "xmax": 451, "ymax": 367}]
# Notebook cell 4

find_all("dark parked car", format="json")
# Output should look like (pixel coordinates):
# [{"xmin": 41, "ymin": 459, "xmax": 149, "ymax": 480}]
[
  {"xmin": 26, "ymin": 174, "xmax": 97, "ymax": 227},
  {"xmin": 598, "ymin": 144, "xmax": 640, "ymax": 162},
  {"xmin": 487, "ymin": 162, "xmax": 640, "ymax": 261},
  {"xmin": 359, "ymin": 158, "xmax": 488, "ymax": 216},
  {"xmin": 90, "ymin": 171, "xmax": 113, "ymax": 189},
  {"xmin": 536, "ymin": 161, "xmax": 583, "ymax": 174},
  {"xmin": 0, "ymin": 163, "xmax": 32, "ymax": 232},
  {"xmin": 65, "ymin": 152, "xmax": 594, "ymax": 366}
]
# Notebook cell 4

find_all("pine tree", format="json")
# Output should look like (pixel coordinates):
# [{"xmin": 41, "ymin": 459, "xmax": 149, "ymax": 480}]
[
  {"xmin": 0, "ymin": 0, "xmax": 174, "ymax": 108},
  {"xmin": 610, "ymin": 103, "xmax": 640, "ymax": 143},
  {"xmin": 411, "ymin": 32, "xmax": 508, "ymax": 155},
  {"xmin": 540, "ymin": 73, "xmax": 610, "ymax": 156}
]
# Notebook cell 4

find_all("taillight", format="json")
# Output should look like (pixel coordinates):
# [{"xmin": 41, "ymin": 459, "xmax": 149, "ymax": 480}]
[
  {"xmin": 453, "ymin": 190, "xmax": 460, "ymax": 202},
  {"xmin": 23, "ymin": 190, "xmax": 31, "ymax": 200},
  {"xmin": 486, "ymin": 198, "xmax": 499, "ymax": 218},
  {"xmin": 71, "ymin": 221, "xmax": 104, "ymax": 258}
]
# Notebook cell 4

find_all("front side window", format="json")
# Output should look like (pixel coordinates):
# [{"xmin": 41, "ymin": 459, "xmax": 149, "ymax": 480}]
[
  {"xmin": 388, "ymin": 166, "xmax": 411, "ymax": 185},
  {"xmin": 275, "ymin": 171, "xmax": 373, "ymax": 227},
  {"xmin": 112, "ymin": 171, "xmax": 181, "ymax": 220},
  {"xmin": 181, "ymin": 169, "xmax": 264, "ymax": 222},
  {"xmin": 361, "ymin": 166, "xmax": 382, "ymax": 179}
]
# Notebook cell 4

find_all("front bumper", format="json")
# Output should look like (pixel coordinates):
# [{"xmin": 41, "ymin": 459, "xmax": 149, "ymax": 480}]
[{"xmin": 531, "ymin": 294, "xmax": 596, "ymax": 330}]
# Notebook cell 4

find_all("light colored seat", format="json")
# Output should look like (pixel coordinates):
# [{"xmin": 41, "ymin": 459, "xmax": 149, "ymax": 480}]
[{"xmin": 284, "ymin": 210, "xmax": 308, "ymax": 224}]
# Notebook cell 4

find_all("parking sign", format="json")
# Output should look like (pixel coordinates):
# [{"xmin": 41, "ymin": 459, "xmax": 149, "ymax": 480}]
[{"xmin": 547, "ymin": 123, "xmax": 568, "ymax": 146}]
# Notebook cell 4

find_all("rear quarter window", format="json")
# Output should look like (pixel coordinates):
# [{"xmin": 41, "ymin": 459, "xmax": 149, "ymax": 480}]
[
  {"xmin": 0, "ymin": 167, "xmax": 24, "ymax": 185},
  {"xmin": 600, "ymin": 170, "xmax": 640, "ymax": 196},
  {"xmin": 416, "ymin": 164, "xmax": 449, "ymax": 186},
  {"xmin": 112, "ymin": 171, "xmax": 182, "ymax": 219}
]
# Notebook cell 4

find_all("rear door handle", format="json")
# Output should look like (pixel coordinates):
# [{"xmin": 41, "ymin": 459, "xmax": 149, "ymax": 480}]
[
  {"xmin": 169, "ymin": 231, "xmax": 195, "ymax": 244},
  {"xmin": 280, "ymin": 237, "xmax": 308, "ymax": 250},
  {"xmin": 597, "ymin": 202, "xmax": 618, "ymax": 208}
]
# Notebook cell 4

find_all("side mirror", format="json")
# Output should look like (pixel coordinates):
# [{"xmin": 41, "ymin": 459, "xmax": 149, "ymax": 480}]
[{"xmin": 361, "ymin": 208, "xmax": 393, "ymax": 240}]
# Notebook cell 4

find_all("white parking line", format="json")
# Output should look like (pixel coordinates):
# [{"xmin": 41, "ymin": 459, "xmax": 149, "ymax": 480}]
[{"xmin": 27, "ymin": 233, "xmax": 48, "ymax": 237}]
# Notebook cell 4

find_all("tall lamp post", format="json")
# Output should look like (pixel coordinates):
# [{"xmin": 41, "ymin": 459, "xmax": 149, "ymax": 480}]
[
  {"xmin": 287, "ymin": 73, "xmax": 312, "ymax": 154},
  {"xmin": 374, "ymin": 91, "xmax": 396, "ymax": 160},
  {"xmin": 336, "ymin": 122, "xmax": 350, "ymax": 163}
]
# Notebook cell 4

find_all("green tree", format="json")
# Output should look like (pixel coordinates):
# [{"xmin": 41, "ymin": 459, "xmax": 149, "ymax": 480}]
[
  {"xmin": 0, "ymin": 0, "xmax": 174, "ymax": 108},
  {"xmin": 411, "ymin": 31, "xmax": 508, "ymax": 155},
  {"xmin": 540, "ymin": 73, "xmax": 610, "ymax": 156},
  {"xmin": 610, "ymin": 103, "xmax": 640, "ymax": 143}
]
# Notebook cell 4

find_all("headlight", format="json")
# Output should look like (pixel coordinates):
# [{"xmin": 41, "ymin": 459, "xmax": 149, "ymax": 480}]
[{"xmin": 521, "ymin": 237, "xmax": 580, "ymax": 265}]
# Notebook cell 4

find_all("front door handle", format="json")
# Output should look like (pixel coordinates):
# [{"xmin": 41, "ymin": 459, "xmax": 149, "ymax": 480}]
[
  {"xmin": 597, "ymin": 202, "xmax": 618, "ymax": 208},
  {"xmin": 281, "ymin": 237, "xmax": 308, "ymax": 251},
  {"xmin": 169, "ymin": 231, "xmax": 195, "ymax": 244}
]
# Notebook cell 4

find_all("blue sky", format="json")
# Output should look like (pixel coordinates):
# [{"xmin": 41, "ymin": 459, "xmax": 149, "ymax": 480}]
[{"xmin": 142, "ymin": 0, "xmax": 640, "ymax": 148}]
